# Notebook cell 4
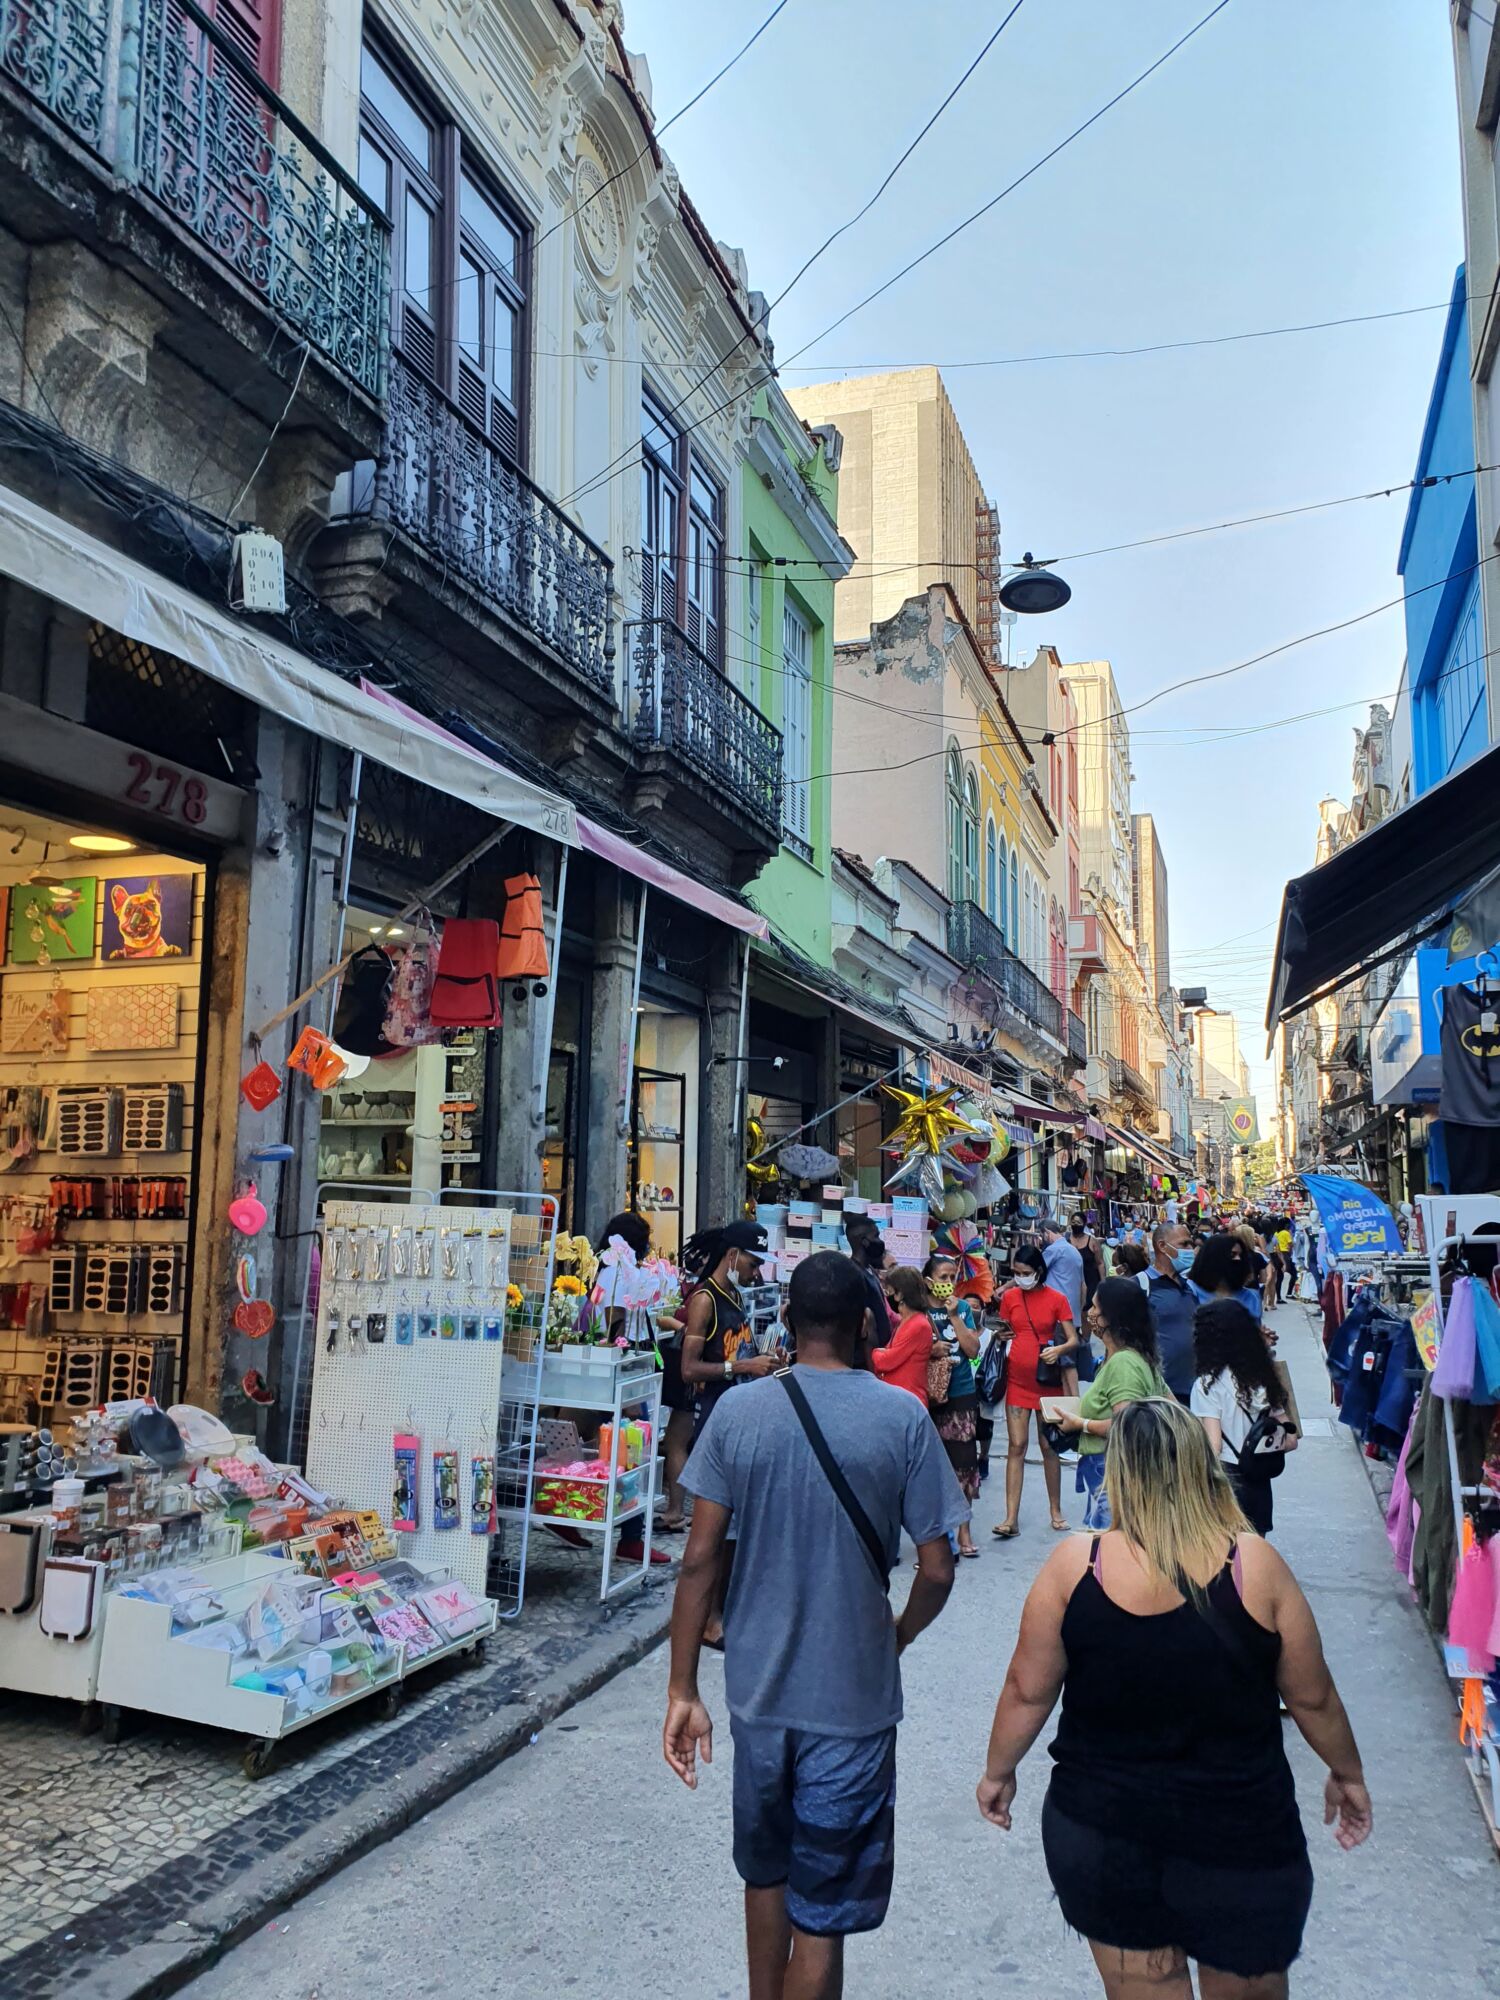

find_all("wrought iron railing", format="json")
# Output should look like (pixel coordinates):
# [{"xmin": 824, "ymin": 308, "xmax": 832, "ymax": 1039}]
[
  {"xmin": 1067, "ymin": 1010, "xmax": 1087, "ymax": 1064},
  {"xmin": 629, "ymin": 617, "xmax": 782, "ymax": 836},
  {"xmin": 0, "ymin": 0, "xmax": 110, "ymax": 152},
  {"xmin": 0, "ymin": 0, "xmax": 389, "ymax": 395},
  {"xmin": 946, "ymin": 900, "xmax": 1065, "ymax": 1041},
  {"xmin": 368, "ymin": 355, "xmax": 615, "ymax": 690},
  {"xmin": 1109, "ymin": 1053, "xmax": 1153, "ymax": 1104}
]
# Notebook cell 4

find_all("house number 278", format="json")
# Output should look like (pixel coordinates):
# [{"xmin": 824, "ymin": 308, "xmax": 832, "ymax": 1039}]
[{"xmin": 123, "ymin": 752, "xmax": 208, "ymax": 826}]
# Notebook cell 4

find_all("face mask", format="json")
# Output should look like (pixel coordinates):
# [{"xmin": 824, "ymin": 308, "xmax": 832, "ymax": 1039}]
[
  {"xmin": 929, "ymin": 1280, "xmax": 955, "ymax": 1302},
  {"xmin": 1173, "ymin": 1250, "xmax": 1195, "ymax": 1274},
  {"xmin": 1014, "ymin": 1273, "xmax": 1039, "ymax": 1290}
]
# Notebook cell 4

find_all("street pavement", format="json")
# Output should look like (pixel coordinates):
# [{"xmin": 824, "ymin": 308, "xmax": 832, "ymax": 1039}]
[{"xmin": 181, "ymin": 1303, "xmax": 1497, "ymax": 2000}]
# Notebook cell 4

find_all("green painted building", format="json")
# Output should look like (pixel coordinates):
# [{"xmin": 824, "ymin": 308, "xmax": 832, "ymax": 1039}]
[{"xmin": 740, "ymin": 382, "xmax": 852, "ymax": 965}]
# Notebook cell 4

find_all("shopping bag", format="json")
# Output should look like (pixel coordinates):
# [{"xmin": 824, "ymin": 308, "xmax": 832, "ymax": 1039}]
[
  {"xmin": 430, "ymin": 919, "xmax": 501, "ymax": 1029},
  {"xmin": 1432, "ymin": 1276, "xmax": 1480, "ymax": 1402}
]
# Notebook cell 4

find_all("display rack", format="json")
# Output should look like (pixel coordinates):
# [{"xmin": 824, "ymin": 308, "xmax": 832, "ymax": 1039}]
[
  {"xmin": 631, "ymin": 1066, "xmax": 686, "ymax": 1257},
  {"xmin": 503, "ymin": 1351, "xmax": 661, "ymax": 1601}
]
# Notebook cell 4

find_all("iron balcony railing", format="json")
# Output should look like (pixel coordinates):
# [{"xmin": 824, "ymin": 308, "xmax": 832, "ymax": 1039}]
[
  {"xmin": 629, "ymin": 617, "xmax": 783, "ymax": 837},
  {"xmin": 1067, "ymin": 1009, "xmax": 1088, "ymax": 1064},
  {"xmin": 1109, "ymin": 1052, "xmax": 1153, "ymax": 1104},
  {"xmin": 946, "ymin": 900, "xmax": 1065, "ymax": 1042},
  {"xmin": 0, "ymin": 0, "xmax": 388, "ymax": 396},
  {"xmin": 367, "ymin": 353, "xmax": 615, "ymax": 691}
]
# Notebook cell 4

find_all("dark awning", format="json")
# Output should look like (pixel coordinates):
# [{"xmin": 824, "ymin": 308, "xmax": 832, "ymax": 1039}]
[{"xmin": 1265, "ymin": 738, "xmax": 1500, "ymax": 1046}]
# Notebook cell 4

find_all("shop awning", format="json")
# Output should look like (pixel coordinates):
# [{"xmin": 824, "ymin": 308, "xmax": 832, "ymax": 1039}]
[
  {"xmin": 366, "ymin": 689, "xmax": 770, "ymax": 940},
  {"xmin": 1009, "ymin": 1091, "xmax": 1082, "ymax": 1127},
  {"xmin": 0, "ymin": 481, "xmax": 579, "ymax": 846},
  {"xmin": 922, "ymin": 1047, "xmax": 1012, "ymax": 1110},
  {"xmin": 1083, "ymin": 1116, "xmax": 1108, "ymax": 1142},
  {"xmin": 1104, "ymin": 1120, "xmax": 1175, "ymax": 1174},
  {"xmin": 1265, "ymin": 737, "xmax": 1500, "ymax": 1042}
]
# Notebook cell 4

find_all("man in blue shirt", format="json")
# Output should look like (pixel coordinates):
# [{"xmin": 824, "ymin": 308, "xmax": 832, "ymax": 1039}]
[{"xmin": 1146, "ymin": 1220, "xmax": 1196, "ymax": 1401}]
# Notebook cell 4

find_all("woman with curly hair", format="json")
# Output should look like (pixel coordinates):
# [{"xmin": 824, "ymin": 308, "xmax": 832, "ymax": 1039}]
[
  {"xmin": 1052, "ymin": 1277, "xmax": 1170, "ymax": 1531},
  {"xmin": 1191, "ymin": 1297, "xmax": 1296, "ymax": 1536}
]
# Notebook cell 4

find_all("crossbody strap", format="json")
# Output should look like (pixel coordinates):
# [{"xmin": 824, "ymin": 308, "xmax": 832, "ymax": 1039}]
[{"xmin": 776, "ymin": 1371, "xmax": 890, "ymax": 1594}]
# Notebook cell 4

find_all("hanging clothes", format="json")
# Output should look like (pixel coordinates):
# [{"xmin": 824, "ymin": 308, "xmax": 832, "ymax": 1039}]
[
  {"xmin": 1439, "ymin": 983, "xmax": 1500, "ymax": 1194},
  {"xmin": 496, "ymin": 874, "xmax": 549, "ymax": 980},
  {"xmin": 1449, "ymin": 1520, "xmax": 1498, "ymax": 1676},
  {"xmin": 1385, "ymin": 1397, "xmax": 1421, "ymax": 1578},
  {"xmin": 1406, "ymin": 1384, "xmax": 1495, "ymax": 1631}
]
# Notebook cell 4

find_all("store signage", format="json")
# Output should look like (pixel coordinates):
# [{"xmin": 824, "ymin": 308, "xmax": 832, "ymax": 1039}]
[
  {"xmin": 4, "ymin": 693, "xmax": 243, "ymax": 842},
  {"xmin": 1411, "ymin": 1290, "xmax": 1439, "ymax": 1372},
  {"xmin": 1300, "ymin": 1173, "xmax": 1403, "ymax": 1258},
  {"xmin": 122, "ymin": 753, "xmax": 210, "ymax": 826}
]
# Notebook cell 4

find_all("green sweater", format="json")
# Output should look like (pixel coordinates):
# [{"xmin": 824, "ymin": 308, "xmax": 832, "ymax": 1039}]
[{"xmin": 1077, "ymin": 1348, "xmax": 1169, "ymax": 1455}]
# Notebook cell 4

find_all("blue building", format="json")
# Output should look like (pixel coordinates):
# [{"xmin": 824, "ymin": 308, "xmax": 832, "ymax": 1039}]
[{"xmin": 1374, "ymin": 267, "xmax": 1496, "ymax": 1185}]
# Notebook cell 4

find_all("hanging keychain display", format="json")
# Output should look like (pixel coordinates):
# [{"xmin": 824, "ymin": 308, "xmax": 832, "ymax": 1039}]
[
  {"xmin": 392, "ymin": 1433, "xmax": 419, "ymax": 1531},
  {"xmin": 432, "ymin": 1445, "xmax": 460, "ymax": 1530}
]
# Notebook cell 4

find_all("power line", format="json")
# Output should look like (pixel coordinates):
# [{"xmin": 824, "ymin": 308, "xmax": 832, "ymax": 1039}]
[
  {"xmin": 777, "ymin": 0, "xmax": 1232, "ymax": 371},
  {"xmin": 561, "ymin": 0, "xmax": 1230, "ymax": 516}
]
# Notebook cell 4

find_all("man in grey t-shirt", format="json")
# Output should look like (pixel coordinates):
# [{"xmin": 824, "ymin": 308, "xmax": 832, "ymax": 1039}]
[{"xmin": 665, "ymin": 1252, "xmax": 965, "ymax": 1998}]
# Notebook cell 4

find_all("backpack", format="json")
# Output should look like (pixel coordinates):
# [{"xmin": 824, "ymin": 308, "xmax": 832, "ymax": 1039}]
[
  {"xmin": 1224, "ymin": 1399, "xmax": 1296, "ymax": 1482},
  {"xmin": 332, "ymin": 945, "xmax": 396, "ymax": 1057}
]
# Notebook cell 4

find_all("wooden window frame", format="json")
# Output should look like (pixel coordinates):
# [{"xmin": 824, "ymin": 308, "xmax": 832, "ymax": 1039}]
[{"xmin": 641, "ymin": 385, "xmax": 725, "ymax": 665}]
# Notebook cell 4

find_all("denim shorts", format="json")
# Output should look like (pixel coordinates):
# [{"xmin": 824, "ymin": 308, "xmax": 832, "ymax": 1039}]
[
  {"xmin": 1075, "ymin": 1453, "xmax": 1112, "ymax": 1531},
  {"xmin": 1042, "ymin": 1795, "xmax": 1312, "ymax": 1978},
  {"xmin": 729, "ymin": 1717, "xmax": 897, "ymax": 1936}
]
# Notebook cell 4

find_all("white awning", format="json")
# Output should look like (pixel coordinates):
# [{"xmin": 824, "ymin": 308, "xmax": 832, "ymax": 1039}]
[{"xmin": 0, "ymin": 481, "xmax": 578, "ymax": 846}]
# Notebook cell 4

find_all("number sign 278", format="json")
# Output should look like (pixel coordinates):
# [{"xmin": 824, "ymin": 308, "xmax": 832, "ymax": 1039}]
[{"xmin": 123, "ymin": 753, "xmax": 208, "ymax": 827}]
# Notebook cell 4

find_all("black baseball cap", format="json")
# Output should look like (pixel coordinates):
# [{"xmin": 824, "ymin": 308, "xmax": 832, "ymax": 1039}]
[{"xmin": 722, "ymin": 1221, "xmax": 769, "ymax": 1252}]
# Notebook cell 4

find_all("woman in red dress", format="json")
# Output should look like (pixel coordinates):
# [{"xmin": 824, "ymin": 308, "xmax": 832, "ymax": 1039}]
[
  {"xmin": 992, "ymin": 1243, "xmax": 1078, "ymax": 1540},
  {"xmin": 872, "ymin": 1266, "xmax": 935, "ymax": 1402}
]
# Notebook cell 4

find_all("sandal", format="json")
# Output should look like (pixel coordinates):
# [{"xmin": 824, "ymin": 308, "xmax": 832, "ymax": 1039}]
[
  {"xmin": 992, "ymin": 1523, "xmax": 1019, "ymax": 1540},
  {"xmin": 1050, "ymin": 1517, "xmax": 1071, "ymax": 1532},
  {"xmin": 958, "ymin": 1546, "xmax": 981, "ymax": 1559}
]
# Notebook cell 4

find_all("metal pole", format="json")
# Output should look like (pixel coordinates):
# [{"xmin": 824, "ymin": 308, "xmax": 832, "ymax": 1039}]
[
  {"xmin": 324, "ymin": 750, "xmax": 363, "ymax": 1033},
  {"xmin": 733, "ymin": 934, "xmax": 751, "ymax": 1176},
  {"xmin": 619, "ymin": 883, "xmax": 648, "ymax": 1137},
  {"xmin": 532, "ymin": 842, "xmax": 571, "ymax": 1142}
]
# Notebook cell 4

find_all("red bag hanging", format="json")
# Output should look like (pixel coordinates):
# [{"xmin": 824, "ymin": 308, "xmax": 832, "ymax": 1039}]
[
  {"xmin": 429, "ymin": 918, "xmax": 501, "ymax": 1029},
  {"xmin": 496, "ymin": 874, "xmax": 549, "ymax": 981}
]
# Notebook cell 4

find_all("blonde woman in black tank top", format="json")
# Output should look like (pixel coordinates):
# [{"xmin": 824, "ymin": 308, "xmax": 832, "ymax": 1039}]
[{"xmin": 976, "ymin": 1398, "xmax": 1370, "ymax": 1996}]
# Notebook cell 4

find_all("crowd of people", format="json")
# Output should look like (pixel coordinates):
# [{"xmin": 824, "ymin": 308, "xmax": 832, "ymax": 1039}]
[{"xmin": 655, "ymin": 1195, "xmax": 1368, "ymax": 1999}]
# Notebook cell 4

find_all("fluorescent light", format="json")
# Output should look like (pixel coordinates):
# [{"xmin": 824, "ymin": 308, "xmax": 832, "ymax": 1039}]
[
  {"xmin": 386, "ymin": 926, "xmax": 404, "ymax": 939},
  {"xmin": 69, "ymin": 834, "xmax": 135, "ymax": 854}
]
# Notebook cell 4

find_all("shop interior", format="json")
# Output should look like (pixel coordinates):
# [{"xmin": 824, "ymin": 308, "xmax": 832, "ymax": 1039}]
[
  {"xmin": 0, "ymin": 800, "xmax": 207, "ymax": 1426},
  {"xmin": 630, "ymin": 1003, "xmax": 699, "ymax": 1259}
]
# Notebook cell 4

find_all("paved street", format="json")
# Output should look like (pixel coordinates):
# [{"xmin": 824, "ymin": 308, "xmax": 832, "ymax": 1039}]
[{"xmin": 182, "ymin": 1305, "xmax": 1496, "ymax": 2000}]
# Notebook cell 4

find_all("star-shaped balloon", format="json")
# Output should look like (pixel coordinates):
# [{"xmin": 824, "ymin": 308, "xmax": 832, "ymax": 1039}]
[{"xmin": 880, "ymin": 1081, "xmax": 979, "ymax": 1159}]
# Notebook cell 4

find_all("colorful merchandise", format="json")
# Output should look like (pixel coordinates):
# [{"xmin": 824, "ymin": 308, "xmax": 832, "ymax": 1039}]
[
  {"xmin": 382, "ymin": 937, "xmax": 442, "ymax": 1048},
  {"xmin": 470, "ymin": 1452, "xmax": 496, "ymax": 1534},
  {"xmin": 430, "ymin": 918, "xmax": 502, "ymax": 1029},
  {"xmin": 101, "ymin": 875, "xmax": 191, "ymax": 960},
  {"xmin": 432, "ymin": 1446, "xmax": 460, "ymax": 1530},
  {"xmin": 392, "ymin": 1433, "xmax": 419, "ymax": 1531},
  {"xmin": 496, "ymin": 873, "xmax": 549, "ymax": 980}
]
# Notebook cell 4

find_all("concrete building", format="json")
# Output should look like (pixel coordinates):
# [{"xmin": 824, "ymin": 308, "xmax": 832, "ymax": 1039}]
[
  {"xmin": 786, "ymin": 367, "xmax": 995, "ymax": 648},
  {"xmin": 1132, "ymin": 813, "xmax": 1172, "ymax": 1005}
]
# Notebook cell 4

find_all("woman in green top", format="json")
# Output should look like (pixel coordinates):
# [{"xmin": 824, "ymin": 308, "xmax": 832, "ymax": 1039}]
[{"xmin": 1053, "ymin": 1277, "xmax": 1168, "ymax": 1532}]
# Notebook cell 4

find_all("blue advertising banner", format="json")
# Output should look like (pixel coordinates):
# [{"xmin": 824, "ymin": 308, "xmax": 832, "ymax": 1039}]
[{"xmin": 1300, "ymin": 1174, "xmax": 1403, "ymax": 1259}]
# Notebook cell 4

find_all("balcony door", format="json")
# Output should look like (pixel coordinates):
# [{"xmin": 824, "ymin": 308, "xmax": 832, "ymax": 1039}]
[
  {"xmin": 640, "ymin": 389, "xmax": 724, "ymax": 666},
  {"xmin": 781, "ymin": 600, "xmax": 813, "ymax": 854}
]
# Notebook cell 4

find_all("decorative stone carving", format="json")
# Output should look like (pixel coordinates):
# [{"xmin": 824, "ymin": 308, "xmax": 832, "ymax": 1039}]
[
  {"xmin": 574, "ymin": 267, "xmax": 617, "ymax": 380},
  {"xmin": 629, "ymin": 213, "xmax": 661, "ymax": 310},
  {"xmin": 573, "ymin": 150, "xmax": 622, "ymax": 280}
]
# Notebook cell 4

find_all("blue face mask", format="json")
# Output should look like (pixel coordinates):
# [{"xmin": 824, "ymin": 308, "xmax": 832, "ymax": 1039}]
[{"xmin": 1173, "ymin": 1250, "xmax": 1195, "ymax": 1274}]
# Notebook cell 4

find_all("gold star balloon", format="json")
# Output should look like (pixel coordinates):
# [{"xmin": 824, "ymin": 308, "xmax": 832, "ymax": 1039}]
[{"xmin": 880, "ymin": 1081, "xmax": 980, "ymax": 1159}]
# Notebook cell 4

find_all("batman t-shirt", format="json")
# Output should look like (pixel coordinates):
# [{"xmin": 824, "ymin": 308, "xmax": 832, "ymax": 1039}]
[{"xmin": 1440, "ymin": 984, "xmax": 1500, "ymax": 1127}]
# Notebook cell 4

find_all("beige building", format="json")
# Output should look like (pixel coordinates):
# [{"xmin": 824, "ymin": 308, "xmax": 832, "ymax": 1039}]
[{"xmin": 786, "ymin": 367, "xmax": 995, "ymax": 649}]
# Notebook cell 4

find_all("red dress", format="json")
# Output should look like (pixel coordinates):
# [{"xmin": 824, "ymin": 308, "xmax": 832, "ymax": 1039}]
[
  {"xmin": 996, "ymin": 1283, "xmax": 1073, "ymax": 1410},
  {"xmin": 873, "ymin": 1312, "xmax": 934, "ymax": 1402}
]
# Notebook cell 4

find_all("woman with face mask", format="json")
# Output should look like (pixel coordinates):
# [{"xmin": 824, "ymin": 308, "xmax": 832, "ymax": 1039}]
[
  {"xmin": 992, "ymin": 1244, "xmax": 1078, "ymax": 1540},
  {"xmin": 923, "ymin": 1254, "xmax": 981, "ymax": 1558}
]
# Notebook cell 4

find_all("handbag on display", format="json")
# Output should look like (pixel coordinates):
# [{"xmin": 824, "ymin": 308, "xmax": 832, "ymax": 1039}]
[
  {"xmin": 429, "ymin": 919, "xmax": 501, "ymax": 1029},
  {"xmin": 332, "ymin": 945, "xmax": 396, "ymax": 1057},
  {"xmin": 382, "ymin": 935, "xmax": 443, "ymax": 1049}
]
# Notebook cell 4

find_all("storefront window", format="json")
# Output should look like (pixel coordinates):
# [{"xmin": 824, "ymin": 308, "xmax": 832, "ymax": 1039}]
[
  {"xmin": 0, "ymin": 801, "xmax": 208, "ymax": 1423},
  {"xmin": 631, "ymin": 1004, "xmax": 700, "ymax": 1256}
]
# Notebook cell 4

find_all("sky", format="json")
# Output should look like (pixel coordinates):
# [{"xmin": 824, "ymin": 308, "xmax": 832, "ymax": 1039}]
[{"xmin": 621, "ymin": 0, "xmax": 1464, "ymax": 1119}]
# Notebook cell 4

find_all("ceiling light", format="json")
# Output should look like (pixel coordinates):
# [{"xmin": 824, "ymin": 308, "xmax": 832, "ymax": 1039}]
[
  {"xmin": 69, "ymin": 834, "xmax": 136, "ymax": 854},
  {"xmin": 367, "ymin": 924, "xmax": 384, "ymax": 936},
  {"xmin": 386, "ymin": 926, "xmax": 404, "ymax": 939}
]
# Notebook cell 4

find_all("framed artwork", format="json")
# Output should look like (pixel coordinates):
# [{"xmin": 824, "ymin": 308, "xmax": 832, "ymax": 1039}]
[
  {"xmin": 101, "ymin": 875, "xmax": 192, "ymax": 963},
  {"xmin": 8, "ymin": 878, "xmax": 96, "ymax": 966},
  {"xmin": 84, "ymin": 985, "xmax": 179, "ymax": 1051}
]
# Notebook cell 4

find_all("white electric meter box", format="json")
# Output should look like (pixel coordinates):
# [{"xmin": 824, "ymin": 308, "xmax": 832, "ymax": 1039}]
[{"xmin": 231, "ymin": 531, "xmax": 287, "ymax": 613}]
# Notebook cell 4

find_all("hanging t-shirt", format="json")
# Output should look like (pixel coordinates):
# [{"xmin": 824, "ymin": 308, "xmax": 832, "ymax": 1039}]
[{"xmin": 1440, "ymin": 983, "xmax": 1500, "ymax": 1126}]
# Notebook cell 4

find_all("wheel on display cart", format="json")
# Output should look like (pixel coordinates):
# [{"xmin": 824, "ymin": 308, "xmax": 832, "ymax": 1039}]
[
  {"xmin": 99, "ymin": 1703, "xmax": 124, "ymax": 1746},
  {"xmin": 376, "ymin": 1682, "xmax": 405, "ymax": 1722},
  {"xmin": 77, "ymin": 1701, "xmax": 102, "ymax": 1737},
  {"xmin": 242, "ymin": 1738, "xmax": 278, "ymax": 1781}
]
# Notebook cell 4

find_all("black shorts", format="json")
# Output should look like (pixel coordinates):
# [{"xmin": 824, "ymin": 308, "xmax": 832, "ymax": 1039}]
[{"xmin": 1041, "ymin": 1795, "xmax": 1312, "ymax": 1979}]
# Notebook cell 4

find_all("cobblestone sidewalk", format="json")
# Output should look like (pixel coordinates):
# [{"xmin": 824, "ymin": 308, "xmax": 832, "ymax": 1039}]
[{"xmin": 3, "ymin": 1538, "xmax": 675, "ymax": 2000}]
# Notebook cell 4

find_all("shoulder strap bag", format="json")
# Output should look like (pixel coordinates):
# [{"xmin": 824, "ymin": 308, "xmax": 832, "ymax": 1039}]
[{"xmin": 776, "ymin": 1370, "xmax": 890, "ymax": 1594}]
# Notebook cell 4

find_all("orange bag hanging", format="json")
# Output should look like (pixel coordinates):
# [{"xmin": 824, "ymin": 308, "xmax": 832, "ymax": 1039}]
[{"xmin": 496, "ymin": 874, "xmax": 549, "ymax": 981}]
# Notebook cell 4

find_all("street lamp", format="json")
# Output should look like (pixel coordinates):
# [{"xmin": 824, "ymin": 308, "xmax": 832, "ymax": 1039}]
[{"xmin": 998, "ymin": 553, "xmax": 1072, "ymax": 615}]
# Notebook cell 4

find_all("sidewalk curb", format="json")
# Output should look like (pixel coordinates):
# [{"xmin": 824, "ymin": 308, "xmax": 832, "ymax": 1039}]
[{"xmin": 40, "ymin": 1595, "xmax": 674, "ymax": 2000}]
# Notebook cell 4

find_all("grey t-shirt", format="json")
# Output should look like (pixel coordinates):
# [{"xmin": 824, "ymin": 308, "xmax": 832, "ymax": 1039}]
[
  {"xmin": 681, "ymin": 1365, "xmax": 968, "ymax": 1736},
  {"xmin": 1043, "ymin": 1236, "xmax": 1085, "ymax": 1323}
]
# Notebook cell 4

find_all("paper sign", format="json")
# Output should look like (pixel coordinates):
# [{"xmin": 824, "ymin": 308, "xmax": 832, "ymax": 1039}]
[{"xmin": 1412, "ymin": 1290, "xmax": 1439, "ymax": 1372}]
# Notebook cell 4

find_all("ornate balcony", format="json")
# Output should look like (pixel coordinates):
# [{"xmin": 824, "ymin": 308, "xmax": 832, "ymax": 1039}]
[
  {"xmin": 0, "ymin": 0, "xmax": 109, "ymax": 154},
  {"xmin": 946, "ymin": 900, "xmax": 1065, "ymax": 1043},
  {"xmin": 0, "ymin": 0, "xmax": 388, "ymax": 397},
  {"xmin": 353, "ymin": 354, "xmax": 615, "ymax": 693},
  {"xmin": 1109, "ymin": 1053, "xmax": 1154, "ymax": 1110},
  {"xmin": 629, "ymin": 618, "xmax": 783, "ymax": 844}
]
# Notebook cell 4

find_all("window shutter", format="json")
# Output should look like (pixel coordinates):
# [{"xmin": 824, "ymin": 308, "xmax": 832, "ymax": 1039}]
[
  {"xmin": 207, "ymin": 0, "xmax": 281, "ymax": 87},
  {"xmin": 782, "ymin": 603, "xmax": 811, "ymax": 846}
]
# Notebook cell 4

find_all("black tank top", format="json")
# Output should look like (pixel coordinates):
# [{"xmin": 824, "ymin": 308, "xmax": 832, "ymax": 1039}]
[
  {"xmin": 1048, "ymin": 1537, "xmax": 1305, "ymax": 1865},
  {"xmin": 692, "ymin": 1278, "xmax": 751, "ymax": 1430}
]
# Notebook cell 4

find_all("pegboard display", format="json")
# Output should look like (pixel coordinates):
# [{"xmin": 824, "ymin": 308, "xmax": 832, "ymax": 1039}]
[
  {"xmin": 304, "ymin": 1203, "xmax": 518, "ymax": 1598},
  {"xmin": 0, "ymin": 823, "xmax": 206, "ymax": 1421}
]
